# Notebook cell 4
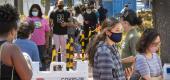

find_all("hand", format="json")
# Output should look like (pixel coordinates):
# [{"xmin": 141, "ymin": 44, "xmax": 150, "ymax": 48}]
[
  {"xmin": 125, "ymin": 67, "xmax": 133, "ymax": 80},
  {"xmin": 106, "ymin": 30, "xmax": 112, "ymax": 36},
  {"xmin": 61, "ymin": 22, "xmax": 67, "ymax": 27}
]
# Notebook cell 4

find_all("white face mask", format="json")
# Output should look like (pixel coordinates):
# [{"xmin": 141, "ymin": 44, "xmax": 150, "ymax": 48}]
[
  {"xmin": 86, "ymin": 10, "xmax": 91, "ymax": 14},
  {"xmin": 32, "ymin": 11, "xmax": 38, "ymax": 16}
]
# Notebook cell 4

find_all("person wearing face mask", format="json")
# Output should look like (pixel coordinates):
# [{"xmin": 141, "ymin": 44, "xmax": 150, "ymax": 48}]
[
  {"xmin": 27, "ymin": 4, "xmax": 50, "ymax": 70},
  {"xmin": 0, "ymin": 4, "xmax": 32, "ymax": 80},
  {"xmin": 87, "ymin": 18, "xmax": 125, "ymax": 80},
  {"xmin": 83, "ymin": 6, "xmax": 98, "ymax": 49},
  {"xmin": 49, "ymin": 0, "xmax": 71, "ymax": 62},
  {"xmin": 88, "ymin": 1, "xmax": 96, "ymax": 12},
  {"xmin": 131, "ymin": 29, "xmax": 163, "ymax": 80}
]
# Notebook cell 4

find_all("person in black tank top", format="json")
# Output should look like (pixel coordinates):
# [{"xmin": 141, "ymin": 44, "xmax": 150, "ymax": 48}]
[{"xmin": 0, "ymin": 4, "xmax": 32, "ymax": 80}]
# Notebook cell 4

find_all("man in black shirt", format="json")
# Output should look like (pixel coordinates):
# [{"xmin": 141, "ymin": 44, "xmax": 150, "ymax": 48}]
[
  {"xmin": 49, "ymin": 0, "xmax": 70, "ymax": 62},
  {"xmin": 83, "ymin": 6, "xmax": 98, "ymax": 49},
  {"xmin": 98, "ymin": 4, "xmax": 108, "ymax": 24}
]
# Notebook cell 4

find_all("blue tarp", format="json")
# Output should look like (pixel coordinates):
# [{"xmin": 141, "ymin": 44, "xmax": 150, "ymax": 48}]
[{"xmin": 102, "ymin": 0, "xmax": 136, "ymax": 17}]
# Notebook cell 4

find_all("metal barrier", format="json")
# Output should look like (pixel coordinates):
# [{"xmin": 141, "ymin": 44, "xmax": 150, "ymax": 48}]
[{"xmin": 32, "ymin": 61, "xmax": 88, "ymax": 80}]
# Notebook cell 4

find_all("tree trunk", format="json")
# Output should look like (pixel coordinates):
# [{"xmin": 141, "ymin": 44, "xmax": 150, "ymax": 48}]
[
  {"xmin": 152, "ymin": 0, "xmax": 170, "ymax": 64},
  {"xmin": 45, "ymin": 0, "xmax": 50, "ymax": 16}
]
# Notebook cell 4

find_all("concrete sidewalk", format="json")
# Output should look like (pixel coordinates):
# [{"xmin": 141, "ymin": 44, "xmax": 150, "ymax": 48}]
[{"xmin": 88, "ymin": 66, "xmax": 93, "ymax": 80}]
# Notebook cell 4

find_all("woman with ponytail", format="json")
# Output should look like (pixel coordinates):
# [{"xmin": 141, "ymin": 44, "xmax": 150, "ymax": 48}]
[
  {"xmin": 120, "ymin": 9, "xmax": 143, "ymax": 79},
  {"xmin": 87, "ymin": 18, "xmax": 125, "ymax": 80}
]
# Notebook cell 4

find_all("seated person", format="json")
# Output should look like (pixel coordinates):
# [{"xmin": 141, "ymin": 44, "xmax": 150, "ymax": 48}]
[{"xmin": 15, "ymin": 21, "xmax": 40, "ymax": 62}]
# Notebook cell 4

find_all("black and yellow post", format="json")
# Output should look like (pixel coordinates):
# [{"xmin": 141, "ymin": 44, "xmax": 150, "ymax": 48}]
[
  {"xmin": 81, "ymin": 31, "xmax": 85, "ymax": 61},
  {"xmin": 89, "ymin": 27, "xmax": 97, "ymax": 40},
  {"xmin": 66, "ymin": 39, "xmax": 70, "ymax": 71},
  {"xmin": 58, "ymin": 49, "xmax": 61, "ymax": 62},
  {"xmin": 69, "ymin": 37, "xmax": 74, "ymax": 69},
  {"xmin": 51, "ymin": 45, "xmax": 57, "ymax": 62}
]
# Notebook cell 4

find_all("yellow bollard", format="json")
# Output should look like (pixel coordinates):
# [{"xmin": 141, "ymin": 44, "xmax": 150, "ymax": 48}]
[
  {"xmin": 69, "ymin": 37, "xmax": 74, "ymax": 69},
  {"xmin": 88, "ymin": 27, "xmax": 92, "ymax": 38},
  {"xmin": 66, "ymin": 39, "xmax": 70, "ymax": 71},
  {"xmin": 81, "ymin": 31, "xmax": 85, "ymax": 61},
  {"xmin": 51, "ymin": 46, "xmax": 57, "ymax": 62}
]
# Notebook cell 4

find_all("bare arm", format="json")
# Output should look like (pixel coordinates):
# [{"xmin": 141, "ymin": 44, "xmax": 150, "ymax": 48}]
[
  {"xmin": 6, "ymin": 44, "xmax": 32, "ymax": 80},
  {"xmin": 142, "ymin": 75, "xmax": 152, "ymax": 80},
  {"xmin": 49, "ymin": 18, "xmax": 53, "ymax": 27},
  {"xmin": 121, "ymin": 56, "xmax": 135, "ymax": 64}
]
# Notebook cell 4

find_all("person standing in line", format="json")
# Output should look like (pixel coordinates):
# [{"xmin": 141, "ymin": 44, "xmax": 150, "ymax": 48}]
[
  {"xmin": 87, "ymin": 18, "xmax": 126, "ymax": 80},
  {"xmin": 98, "ymin": 4, "xmax": 108, "ymax": 25},
  {"xmin": 83, "ymin": 6, "xmax": 98, "ymax": 49},
  {"xmin": 27, "ymin": 4, "xmax": 50, "ymax": 70},
  {"xmin": 131, "ymin": 29, "xmax": 163, "ymax": 80},
  {"xmin": 120, "ymin": 9, "xmax": 142, "ymax": 79},
  {"xmin": 73, "ymin": 6, "xmax": 84, "ymax": 58},
  {"xmin": 49, "ymin": 0, "xmax": 71, "ymax": 62}
]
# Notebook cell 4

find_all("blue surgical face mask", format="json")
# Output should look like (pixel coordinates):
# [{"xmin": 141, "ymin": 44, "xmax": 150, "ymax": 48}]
[
  {"xmin": 32, "ymin": 11, "xmax": 38, "ymax": 17},
  {"xmin": 109, "ymin": 32, "xmax": 122, "ymax": 43}
]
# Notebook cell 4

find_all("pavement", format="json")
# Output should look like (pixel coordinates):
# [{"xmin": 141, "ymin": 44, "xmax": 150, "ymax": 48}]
[{"xmin": 88, "ymin": 66, "xmax": 93, "ymax": 80}]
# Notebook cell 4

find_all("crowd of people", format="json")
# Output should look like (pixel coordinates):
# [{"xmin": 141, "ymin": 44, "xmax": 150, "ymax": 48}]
[{"xmin": 0, "ymin": 0, "xmax": 163, "ymax": 80}]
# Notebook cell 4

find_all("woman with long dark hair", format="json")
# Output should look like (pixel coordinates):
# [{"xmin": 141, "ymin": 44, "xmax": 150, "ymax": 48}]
[
  {"xmin": 27, "ymin": 4, "xmax": 50, "ymax": 70},
  {"xmin": 120, "ymin": 9, "xmax": 143, "ymax": 79},
  {"xmin": 87, "ymin": 18, "xmax": 125, "ymax": 80}
]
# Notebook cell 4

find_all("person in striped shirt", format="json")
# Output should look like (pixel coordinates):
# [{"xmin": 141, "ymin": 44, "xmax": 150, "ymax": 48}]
[
  {"xmin": 133, "ymin": 29, "xmax": 163, "ymax": 80},
  {"xmin": 87, "ymin": 18, "xmax": 126, "ymax": 80}
]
